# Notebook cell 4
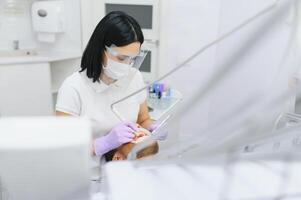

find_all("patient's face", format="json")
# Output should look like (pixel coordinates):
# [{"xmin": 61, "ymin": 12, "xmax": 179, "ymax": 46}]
[
  {"xmin": 112, "ymin": 151, "xmax": 126, "ymax": 161},
  {"xmin": 111, "ymin": 142, "xmax": 159, "ymax": 161}
]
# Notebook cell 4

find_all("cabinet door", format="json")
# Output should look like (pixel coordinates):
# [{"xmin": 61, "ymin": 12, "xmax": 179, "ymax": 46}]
[{"xmin": 0, "ymin": 63, "xmax": 53, "ymax": 116}]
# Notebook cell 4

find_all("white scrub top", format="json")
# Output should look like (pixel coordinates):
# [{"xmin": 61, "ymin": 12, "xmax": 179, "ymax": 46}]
[
  {"xmin": 56, "ymin": 67, "xmax": 147, "ymax": 178},
  {"xmin": 56, "ymin": 67, "xmax": 147, "ymax": 137}
]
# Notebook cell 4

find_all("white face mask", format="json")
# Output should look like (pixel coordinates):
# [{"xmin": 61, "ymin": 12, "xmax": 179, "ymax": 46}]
[{"xmin": 103, "ymin": 58, "xmax": 133, "ymax": 80}]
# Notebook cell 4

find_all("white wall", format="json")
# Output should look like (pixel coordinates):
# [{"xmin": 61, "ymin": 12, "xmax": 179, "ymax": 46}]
[
  {"xmin": 0, "ymin": 0, "xmax": 36, "ymax": 50},
  {"xmin": 208, "ymin": 0, "xmax": 298, "ymax": 126},
  {"xmin": 0, "ymin": 0, "xmax": 82, "ymax": 54},
  {"xmin": 160, "ymin": 0, "xmax": 299, "ymax": 140},
  {"xmin": 160, "ymin": 0, "xmax": 221, "ymax": 139}
]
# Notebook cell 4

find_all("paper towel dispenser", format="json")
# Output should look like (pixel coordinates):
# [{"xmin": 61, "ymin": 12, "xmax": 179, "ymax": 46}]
[{"xmin": 31, "ymin": 1, "xmax": 65, "ymax": 43}]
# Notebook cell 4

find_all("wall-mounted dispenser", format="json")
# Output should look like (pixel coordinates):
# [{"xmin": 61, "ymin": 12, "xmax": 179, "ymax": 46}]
[
  {"xmin": 0, "ymin": 0, "xmax": 82, "ymax": 117},
  {"xmin": 31, "ymin": 1, "xmax": 65, "ymax": 43}
]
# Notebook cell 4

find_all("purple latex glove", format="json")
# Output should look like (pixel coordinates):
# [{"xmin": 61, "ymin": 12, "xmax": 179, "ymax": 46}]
[
  {"xmin": 148, "ymin": 122, "xmax": 159, "ymax": 132},
  {"xmin": 94, "ymin": 121, "xmax": 138, "ymax": 157},
  {"xmin": 147, "ymin": 122, "xmax": 168, "ymax": 141}
]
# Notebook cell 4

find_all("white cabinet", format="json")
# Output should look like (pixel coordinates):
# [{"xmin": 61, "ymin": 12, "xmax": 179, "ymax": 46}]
[{"xmin": 0, "ymin": 62, "xmax": 53, "ymax": 116}]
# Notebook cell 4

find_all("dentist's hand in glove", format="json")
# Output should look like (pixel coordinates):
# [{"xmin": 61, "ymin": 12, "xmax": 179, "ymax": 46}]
[
  {"xmin": 147, "ymin": 121, "xmax": 168, "ymax": 141},
  {"xmin": 94, "ymin": 121, "xmax": 138, "ymax": 157}
]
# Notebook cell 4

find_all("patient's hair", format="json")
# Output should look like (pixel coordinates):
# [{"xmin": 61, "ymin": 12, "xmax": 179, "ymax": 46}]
[
  {"xmin": 104, "ymin": 149, "xmax": 117, "ymax": 162},
  {"xmin": 104, "ymin": 142, "xmax": 159, "ymax": 161},
  {"xmin": 136, "ymin": 142, "xmax": 159, "ymax": 159}
]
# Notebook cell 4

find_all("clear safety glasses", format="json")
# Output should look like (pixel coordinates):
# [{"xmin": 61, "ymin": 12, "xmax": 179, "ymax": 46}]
[{"xmin": 105, "ymin": 45, "xmax": 149, "ymax": 69}]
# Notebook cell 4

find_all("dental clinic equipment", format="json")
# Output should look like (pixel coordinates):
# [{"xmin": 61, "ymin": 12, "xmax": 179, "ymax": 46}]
[
  {"xmin": 148, "ymin": 82, "xmax": 171, "ymax": 99},
  {"xmin": 147, "ymin": 86, "xmax": 183, "ymax": 121},
  {"xmin": 238, "ymin": 113, "xmax": 301, "ymax": 154},
  {"xmin": 274, "ymin": 112, "xmax": 301, "ymax": 129},
  {"xmin": 110, "ymin": 0, "xmax": 282, "ymax": 121},
  {"xmin": 123, "ymin": 0, "xmax": 299, "ymax": 162},
  {"xmin": 95, "ymin": 1, "xmax": 301, "ymax": 199},
  {"xmin": 103, "ymin": 152, "xmax": 301, "ymax": 200},
  {"xmin": 108, "ymin": 0, "xmax": 287, "ymax": 154},
  {"xmin": 156, "ymin": 0, "xmax": 300, "ymax": 157},
  {"xmin": 0, "ymin": 117, "xmax": 91, "ymax": 200},
  {"xmin": 127, "ymin": 115, "xmax": 171, "ymax": 160},
  {"xmin": 105, "ymin": 100, "xmax": 301, "ymax": 200},
  {"xmin": 154, "ymin": 86, "xmax": 301, "ymax": 162}
]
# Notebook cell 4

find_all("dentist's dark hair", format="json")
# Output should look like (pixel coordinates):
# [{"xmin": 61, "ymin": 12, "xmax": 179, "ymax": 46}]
[{"xmin": 80, "ymin": 11, "xmax": 144, "ymax": 82}]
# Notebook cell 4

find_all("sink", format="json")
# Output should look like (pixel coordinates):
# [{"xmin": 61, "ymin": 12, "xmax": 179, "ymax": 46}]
[
  {"xmin": 0, "ymin": 50, "xmax": 81, "ymax": 65},
  {"xmin": 0, "ymin": 49, "xmax": 38, "ymax": 57}
]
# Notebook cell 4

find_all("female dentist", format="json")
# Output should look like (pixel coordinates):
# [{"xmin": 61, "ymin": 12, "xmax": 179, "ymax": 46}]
[{"xmin": 55, "ymin": 11, "xmax": 158, "ymax": 159}]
